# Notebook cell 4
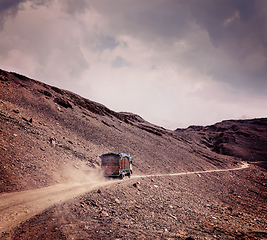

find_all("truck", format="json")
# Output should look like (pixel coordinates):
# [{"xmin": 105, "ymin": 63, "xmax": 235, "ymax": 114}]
[{"xmin": 100, "ymin": 152, "xmax": 132, "ymax": 179}]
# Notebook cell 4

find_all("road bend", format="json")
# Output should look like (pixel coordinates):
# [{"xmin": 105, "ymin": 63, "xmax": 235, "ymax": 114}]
[{"xmin": 0, "ymin": 162, "xmax": 249, "ymax": 234}]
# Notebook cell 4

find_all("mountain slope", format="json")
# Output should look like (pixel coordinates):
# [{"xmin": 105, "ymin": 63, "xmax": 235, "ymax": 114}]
[
  {"xmin": 0, "ymin": 69, "xmax": 267, "ymax": 239},
  {"xmin": 0, "ymin": 68, "xmax": 244, "ymax": 193},
  {"xmin": 175, "ymin": 118, "xmax": 267, "ymax": 168}
]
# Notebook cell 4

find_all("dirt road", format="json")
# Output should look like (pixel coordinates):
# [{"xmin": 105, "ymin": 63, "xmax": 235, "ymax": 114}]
[{"xmin": 0, "ymin": 163, "xmax": 249, "ymax": 234}]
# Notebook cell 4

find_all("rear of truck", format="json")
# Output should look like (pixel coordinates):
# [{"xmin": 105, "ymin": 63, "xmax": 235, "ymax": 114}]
[{"xmin": 100, "ymin": 153, "xmax": 132, "ymax": 179}]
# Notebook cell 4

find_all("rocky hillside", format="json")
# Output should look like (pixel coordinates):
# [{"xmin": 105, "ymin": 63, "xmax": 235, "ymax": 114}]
[
  {"xmin": 0, "ymin": 69, "xmax": 267, "ymax": 239},
  {"xmin": 175, "ymin": 118, "xmax": 267, "ymax": 168},
  {"xmin": 0, "ymin": 68, "xmax": 248, "ymax": 193}
]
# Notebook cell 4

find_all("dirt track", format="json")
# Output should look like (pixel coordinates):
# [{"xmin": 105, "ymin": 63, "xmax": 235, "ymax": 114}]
[
  {"xmin": 0, "ymin": 179, "xmax": 120, "ymax": 234},
  {"xmin": 0, "ymin": 163, "xmax": 249, "ymax": 235}
]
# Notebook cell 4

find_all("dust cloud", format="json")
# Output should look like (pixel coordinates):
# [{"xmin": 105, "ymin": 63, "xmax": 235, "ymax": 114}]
[
  {"xmin": 52, "ymin": 161, "xmax": 107, "ymax": 186},
  {"xmin": 0, "ymin": 164, "xmax": 113, "ymax": 234}
]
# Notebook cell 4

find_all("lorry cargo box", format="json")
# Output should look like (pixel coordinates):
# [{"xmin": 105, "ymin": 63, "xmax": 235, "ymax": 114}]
[{"xmin": 100, "ymin": 153, "xmax": 132, "ymax": 179}]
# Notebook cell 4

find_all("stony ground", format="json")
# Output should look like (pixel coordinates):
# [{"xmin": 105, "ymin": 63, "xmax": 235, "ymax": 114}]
[
  {"xmin": 4, "ymin": 165, "xmax": 267, "ymax": 240},
  {"xmin": 0, "ymin": 69, "xmax": 267, "ymax": 239}
]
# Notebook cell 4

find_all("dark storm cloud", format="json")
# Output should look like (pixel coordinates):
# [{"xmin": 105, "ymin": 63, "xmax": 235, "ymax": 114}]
[
  {"xmin": 128, "ymin": 2, "xmax": 190, "ymax": 40},
  {"xmin": 0, "ymin": 0, "xmax": 54, "ymax": 29},
  {"xmin": 90, "ymin": 0, "xmax": 192, "ymax": 42},
  {"xmin": 187, "ymin": 0, "xmax": 257, "ymax": 45},
  {"xmin": 0, "ymin": 0, "xmax": 85, "ymax": 29},
  {"xmin": 88, "ymin": 0, "xmax": 267, "ymax": 94},
  {"xmin": 188, "ymin": 0, "xmax": 266, "ymax": 50},
  {"xmin": 2, "ymin": 0, "xmax": 266, "ymax": 95},
  {"xmin": 0, "ymin": 0, "xmax": 22, "ymax": 10},
  {"xmin": 187, "ymin": 0, "xmax": 267, "ymax": 94},
  {"xmin": 0, "ymin": 0, "xmax": 26, "ymax": 29}
]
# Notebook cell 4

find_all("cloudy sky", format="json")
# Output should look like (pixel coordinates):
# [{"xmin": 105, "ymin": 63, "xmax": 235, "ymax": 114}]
[{"xmin": 0, "ymin": 0, "xmax": 266, "ymax": 129}]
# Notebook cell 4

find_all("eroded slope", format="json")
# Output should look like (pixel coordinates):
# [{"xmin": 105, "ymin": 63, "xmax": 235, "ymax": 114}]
[{"xmin": 1, "ymin": 69, "xmax": 241, "ymax": 193}]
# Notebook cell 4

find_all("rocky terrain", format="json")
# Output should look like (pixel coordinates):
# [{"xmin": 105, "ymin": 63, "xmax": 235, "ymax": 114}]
[{"xmin": 0, "ymin": 69, "xmax": 266, "ymax": 239}]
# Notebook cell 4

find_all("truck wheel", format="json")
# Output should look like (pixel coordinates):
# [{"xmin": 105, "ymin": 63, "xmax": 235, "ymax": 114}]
[
  {"xmin": 128, "ymin": 172, "xmax": 131, "ymax": 178},
  {"xmin": 120, "ymin": 173, "xmax": 125, "ymax": 180}
]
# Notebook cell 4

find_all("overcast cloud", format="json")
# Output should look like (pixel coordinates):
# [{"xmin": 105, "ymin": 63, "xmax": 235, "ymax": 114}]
[{"xmin": 0, "ymin": 0, "xmax": 266, "ymax": 128}]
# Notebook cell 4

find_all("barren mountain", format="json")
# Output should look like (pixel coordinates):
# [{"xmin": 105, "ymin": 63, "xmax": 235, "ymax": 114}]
[{"xmin": 0, "ymin": 69, "xmax": 266, "ymax": 239}]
